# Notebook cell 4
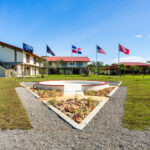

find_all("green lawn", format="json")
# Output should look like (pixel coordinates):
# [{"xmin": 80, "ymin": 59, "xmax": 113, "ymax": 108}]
[
  {"xmin": 17, "ymin": 74, "xmax": 150, "ymax": 130},
  {"xmin": 0, "ymin": 78, "xmax": 32, "ymax": 130},
  {"xmin": 0, "ymin": 75, "xmax": 149, "ymax": 130}
]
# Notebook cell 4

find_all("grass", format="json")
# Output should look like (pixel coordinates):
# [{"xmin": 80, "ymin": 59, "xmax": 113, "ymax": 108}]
[
  {"xmin": 0, "ymin": 78, "xmax": 32, "ymax": 130},
  {"xmin": 17, "ymin": 74, "xmax": 150, "ymax": 130}
]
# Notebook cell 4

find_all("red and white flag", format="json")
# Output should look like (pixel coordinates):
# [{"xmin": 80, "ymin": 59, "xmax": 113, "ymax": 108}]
[{"xmin": 119, "ymin": 44, "xmax": 130, "ymax": 55}]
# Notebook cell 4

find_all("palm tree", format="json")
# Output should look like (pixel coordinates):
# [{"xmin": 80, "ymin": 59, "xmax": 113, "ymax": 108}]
[
  {"xmin": 147, "ymin": 66, "xmax": 150, "ymax": 74},
  {"xmin": 120, "ymin": 64, "xmax": 126, "ymax": 75},
  {"xmin": 130, "ymin": 65, "xmax": 137, "ymax": 78},
  {"xmin": 54, "ymin": 59, "xmax": 64, "ymax": 74},
  {"xmin": 88, "ymin": 61, "xmax": 96, "ymax": 75},
  {"xmin": 96, "ymin": 61, "xmax": 103, "ymax": 75}
]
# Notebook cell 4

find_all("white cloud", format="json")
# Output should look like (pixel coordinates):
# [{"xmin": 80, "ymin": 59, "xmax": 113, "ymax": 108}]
[
  {"xmin": 135, "ymin": 34, "xmax": 142, "ymax": 38},
  {"xmin": 112, "ymin": 56, "xmax": 147, "ymax": 64}
]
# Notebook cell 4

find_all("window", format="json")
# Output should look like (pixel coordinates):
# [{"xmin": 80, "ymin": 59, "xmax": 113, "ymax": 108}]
[
  {"xmin": 70, "ymin": 62, "xmax": 74, "ymax": 66},
  {"xmin": 34, "ymin": 57, "xmax": 36, "ymax": 64},
  {"xmin": 14, "ymin": 51, "xmax": 17, "ymax": 62},
  {"xmin": 80, "ymin": 62, "xmax": 83, "ymax": 67},
  {"xmin": 26, "ymin": 54, "xmax": 30, "ymax": 63},
  {"xmin": 62, "ymin": 63, "xmax": 67, "ymax": 67},
  {"xmin": 76, "ymin": 62, "xmax": 83, "ymax": 67}
]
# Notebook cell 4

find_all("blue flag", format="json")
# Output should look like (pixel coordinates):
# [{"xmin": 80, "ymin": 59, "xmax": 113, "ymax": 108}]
[{"xmin": 23, "ymin": 43, "xmax": 33, "ymax": 53}]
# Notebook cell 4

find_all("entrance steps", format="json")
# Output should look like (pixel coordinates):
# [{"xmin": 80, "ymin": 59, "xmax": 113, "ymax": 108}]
[{"xmin": 64, "ymin": 84, "xmax": 84, "ymax": 97}]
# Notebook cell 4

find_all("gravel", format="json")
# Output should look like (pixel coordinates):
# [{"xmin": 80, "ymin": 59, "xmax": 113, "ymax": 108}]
[{"xmin": 0, "ymin": 86, "xmax": 150, "ymax": 150}]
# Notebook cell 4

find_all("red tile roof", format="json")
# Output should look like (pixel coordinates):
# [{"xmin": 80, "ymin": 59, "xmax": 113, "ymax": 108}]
[
  {"xmin": 0, "ymin": 41, "xmax": 44, "ymax": 59},
  {"xmin": 120, "ymin": 62, "xmax": 150, "ymax": 66},
  {"xmin": 44, "ymin": 57, "xmax": 90, "ymax": 62},
  {"xmin": 102, "ymin": 62, "xmax": 150, "ymax": 70}
]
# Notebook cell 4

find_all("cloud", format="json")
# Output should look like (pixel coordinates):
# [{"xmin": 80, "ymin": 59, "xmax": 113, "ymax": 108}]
[
  {"xmin": 135, "ymin": 34, "xmax": 142, "ymax": 38},
  {"xmin": 112, "ymin": 56, "xmax": 147, "ymax": 64}
]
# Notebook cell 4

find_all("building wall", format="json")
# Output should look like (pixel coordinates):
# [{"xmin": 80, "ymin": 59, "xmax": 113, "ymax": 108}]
[
  {"xmin": 0, "ymin": 45, "xmax": 44, "ymax": 76},
  {"xmin": 0, "ymin": 45, "xmax": 15, "ymax": 62},
  {"xmin": 23, "ymin": 52, "xmax": 43, "ymax": 67},
  {"xmin": 49, "ymin": 61, "xmax": 88, "ymax": 68},
  {"xmin": 0, "ymin": 66, "xmax": 6, "ymax": 77}
]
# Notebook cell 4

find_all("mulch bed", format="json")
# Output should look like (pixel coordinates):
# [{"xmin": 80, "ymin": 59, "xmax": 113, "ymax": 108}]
[
  {"xmin": 30, "ymin": 88, "xmax": 63, "ymax": 98},
  {"xmin": 84, "ymin": 87, "xmax": 115, "ymax": 97},
  {"xmin": 48, "ymin": 98, "xmax": 99, "ymax": 123}
]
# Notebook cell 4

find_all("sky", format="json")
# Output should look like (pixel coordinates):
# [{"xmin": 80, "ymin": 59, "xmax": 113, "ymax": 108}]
[{"xmin": 0, "ymin": 0, "xmax": 150, "ymax": 65}]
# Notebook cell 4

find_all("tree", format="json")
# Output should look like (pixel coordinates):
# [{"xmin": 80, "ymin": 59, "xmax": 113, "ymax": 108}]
[
  {"xmin": 54, "ymin": 59, "xmax": 64, "ymax": 74},
  {"xmin": 36, "ymin": 58, "xmax": 46, "ymax": 77},
  {"xmin": 120, "ymin": 64, "xmax": 126, "ymax": 75},
  {"xmin": 146, "ymin": 60, "xmax": 150, "ymax": 64},
  {"xmin": 88, "ymin": 61, "xmax": 96, "ymax": 75},
  {"xmin": 96, "ymin": 61, "xmax": 103, "ymax": 74},
  {"xmin": 147, "ymin": 66, "xmax": 150, "ymax": 74},
  {"xmin": 130, "ymin": 65, "xmax": 137, "ymax": 78}
]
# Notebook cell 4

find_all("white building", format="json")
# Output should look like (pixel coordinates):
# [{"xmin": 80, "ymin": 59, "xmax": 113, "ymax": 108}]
[
  {"xmin": 44, "ymin": 56, "xmax": 90, "ymax": 74},
  {"xmin": 0, "ymin": 41, "xmax": 44, "ymax": 77}
]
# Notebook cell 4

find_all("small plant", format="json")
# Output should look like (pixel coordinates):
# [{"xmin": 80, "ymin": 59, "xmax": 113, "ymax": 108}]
[
  {"xmin": 74, "ymin": 94, "xmax": 79, "ymax": 101},
  {"xmin": 49, "ymin": 97, "xmax": 57, "ymax": 105},
  {"xmin": 51, "ymin": 90, "xmax": 57, "ymax": 97},
  {"xmin": 86, "ymin": 90, "xmax": 95, "ymax": 96}
]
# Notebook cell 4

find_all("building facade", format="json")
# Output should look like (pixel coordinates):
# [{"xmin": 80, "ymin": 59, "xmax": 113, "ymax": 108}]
[
  {"xmin": 102, "ymin": 62, "xmax": 150, "ymax": 75},
  {"xmin": 0, "ymin": 41, "xmax": 44, "ymax": 77},
  {"xmin": 44, "ymin": 57, "xmax": 90, "ymax": 74}
]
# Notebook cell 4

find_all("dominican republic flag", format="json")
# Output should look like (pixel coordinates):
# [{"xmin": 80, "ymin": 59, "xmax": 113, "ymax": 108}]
[
  {"xmin": 23, "ymin": 43, "xmax": 33, "ymax": 53},
  {"xmin": 97, "ymin": 45, "xmax": 106, "ymax": 55},
  {"xmin": 47, "ymin": 45, "xmax": 55, "ymax": 56},
  {"xmin": 119, "ymin": 44, "xmax": 130, "ymax": 55},
  {"xmin": 77, "ymin": 48, "xmax": 82, "ymax": 54},
  {"xmin": 72, "ymin": 45, "xmax": 82, "ymax": 54}
]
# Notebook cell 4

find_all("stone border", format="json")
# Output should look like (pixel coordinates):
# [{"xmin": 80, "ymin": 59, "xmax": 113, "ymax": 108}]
[
  {"xmin": 20, "ymin": 82, "xmax": 40, "ymax": 99},
  {"xmin": 107, "ymin": 81, "xmax": 122, "ymax": 97},
  {"xmin": 20, "ymin": 81, "xmax": 121, "ymax": 130},
  {"xmin": 42, "ymin": 98, "xmax": 108, "ymax": 130}
]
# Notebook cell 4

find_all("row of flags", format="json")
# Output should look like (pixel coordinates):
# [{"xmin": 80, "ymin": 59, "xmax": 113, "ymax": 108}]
[{"xmin": 23, "ymin": 43, "xmax": 130, "ymax": 56}]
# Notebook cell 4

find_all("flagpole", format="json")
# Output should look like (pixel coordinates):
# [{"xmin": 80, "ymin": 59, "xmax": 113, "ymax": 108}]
[
  {"xmin": 118, "ymin": 42, "xmax": 120, "ymax": 76},
  {"xmin": 96, "ymin": 46, "xmax": 98, "ymax": 80},
  {"xmin": 22, "ymin": 44, "xmax": 24, "ymax": 83},
  {"xmin": 71, "ymin": 46, "xmax": 73, "ymax": 75},
  {"xmin": 45, "ymin": 46, "xmax": 48, "ymax": 75}
]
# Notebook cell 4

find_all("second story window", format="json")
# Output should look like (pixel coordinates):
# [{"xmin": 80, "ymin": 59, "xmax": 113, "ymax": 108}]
[
  {"xmin": 26, "ymin": 54, "xmax": 30, "ymax": 63},
  {"xmin": 70, "ymin": 62, "xmax": 74, "ymax": 66},
  {"xmin": 34, "ymin": 57, "xmax": 36, "ymax": 64},
  {"xmin": 14, "ymin": 51, "xmax": 17, "ymax": 62},
  {"xmin": 76, "ymin": 62, "xmax": 83, "ymax": 67}
]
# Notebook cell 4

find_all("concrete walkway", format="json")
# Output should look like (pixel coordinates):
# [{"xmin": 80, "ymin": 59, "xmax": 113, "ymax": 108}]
[{"xmin": 0, "ymin": 87, "xmax": 149, "ymax": 150}]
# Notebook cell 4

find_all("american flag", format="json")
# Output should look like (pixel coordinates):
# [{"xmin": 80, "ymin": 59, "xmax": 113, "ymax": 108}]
[{"xmin": 97, "ymin": 45, "xmax": 106, "ymax": 55}]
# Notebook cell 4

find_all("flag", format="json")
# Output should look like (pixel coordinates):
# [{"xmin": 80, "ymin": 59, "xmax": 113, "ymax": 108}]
[
  {"xmin": 97, "ymin": 45, "xmax": 106, "ymax": 55},
  {"xmin": 47, "ymin": 45, "xmax": 55, "ymax": 56},
  {"xmin": 23, "ymin": 43, "xmax": 33, "ymax": 53},
  {"xmin": 77, "ymin": 48, "xmax": 82, "ymax": 54},
  {"xmin": 72, "ymin": 45, "xmax": 77, "ymax": 53},
  {"xmin": 119, "ymin": 44, "xmax": 130, "ymax": 55}
]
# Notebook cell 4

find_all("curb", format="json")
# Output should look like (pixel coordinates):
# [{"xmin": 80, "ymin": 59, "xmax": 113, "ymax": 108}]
[{"xmin": 20, "ymin": 82, "xmax": 40, "ymax": 99}]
